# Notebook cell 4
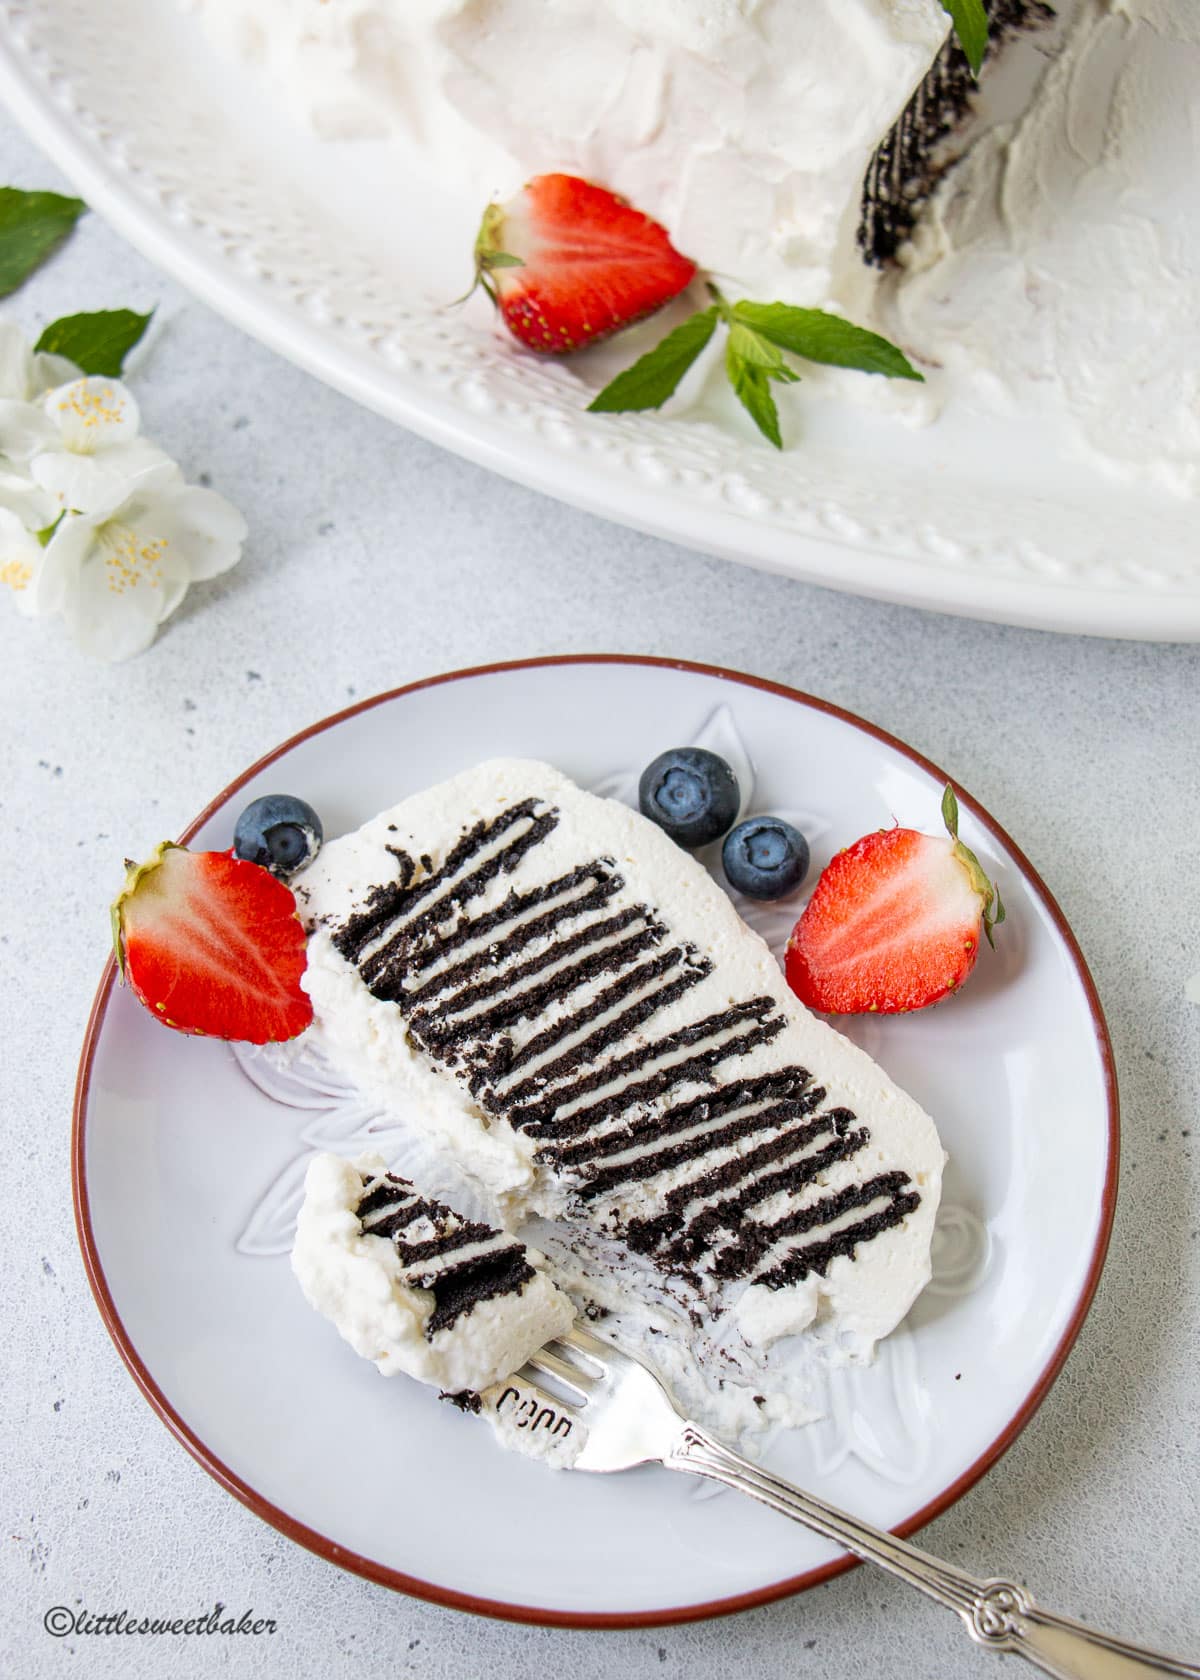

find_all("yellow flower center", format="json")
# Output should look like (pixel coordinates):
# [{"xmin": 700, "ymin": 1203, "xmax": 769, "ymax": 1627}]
[
  {"xmin": 98, "ymin": 522, "xmax": 167, "ymax": 594},
  {"xmin": 0, "ymin": 558, "xmax": 32, "ymax": 592},
  {"xmin": 57, "ymin": 384, "xmax": 126, "ymax": 453}
]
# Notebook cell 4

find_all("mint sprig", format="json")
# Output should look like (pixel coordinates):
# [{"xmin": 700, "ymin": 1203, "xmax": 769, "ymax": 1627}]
[
  {"xmin": 725, "ymin": 342, "xmax": 784, "ymax": 450},
  {"xmin": 35, "ymin": 308, "xmax": 154, "ymax": 376},
  {"xmin": 732, "ymin": 303, "xmax": 922, "ymax": 381},
  {"xmin": 588, "ymin": 307, "xmax": 719, "ymax": 413},
  {"xmin": 940, "ymin": 0, "xmax": 989, "ymax": 76},
  {"xmin": 0, "ymin": 187, "xmax": 87, "ymax": 298},
  {"xmin": 588, "ymin": 286, "xmax": 922, "ymax": 450}
]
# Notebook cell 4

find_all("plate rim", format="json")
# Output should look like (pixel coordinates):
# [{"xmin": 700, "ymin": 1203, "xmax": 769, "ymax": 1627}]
[
  {"xmin": 0, "ymin": 17, "xmax": 1196, "ymax": 642},
  {"xmin": 72, "ymin": 653, "xmax": 1121, "ymax": 1628}
]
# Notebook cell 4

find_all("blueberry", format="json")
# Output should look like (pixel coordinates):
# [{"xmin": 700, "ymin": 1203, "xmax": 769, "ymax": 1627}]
[
  {"xmin": 722, "ymin": 816, "xmax": 809, "ymax": 900},
  {"xmin": 234, "ymin": 794, "xmax": 323, "ymax": 879},
  {"xmin": 638, "ymin": 748, "xmax": 740, "ymax": 849}
]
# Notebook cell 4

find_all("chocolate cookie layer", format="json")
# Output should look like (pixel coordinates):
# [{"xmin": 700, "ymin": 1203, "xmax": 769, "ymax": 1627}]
[{"xmin": 329, "ymin": 795, "xmax": 922, "ymax": 1299}]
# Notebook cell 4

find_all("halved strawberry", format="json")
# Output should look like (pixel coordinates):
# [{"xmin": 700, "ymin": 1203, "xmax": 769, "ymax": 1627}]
[
  {"xmin": 472, "ymin": 173, "xmax": 697, "ymax": 354},
  {"xmin": 785, "ymin": 787, "xmax": 1004, "ymax": 1015},
  {"xmin": 111, "ymin": 842, "xmax": 312, "ymax": 1043}
]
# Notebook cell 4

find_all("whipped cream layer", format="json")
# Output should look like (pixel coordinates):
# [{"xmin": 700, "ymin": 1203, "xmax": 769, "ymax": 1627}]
[
  {"xmin": 295, "ymin": 760, "xmax": 944, "ymax": 1359},
  {"xmin": 292, "ymin": 1151, "xmax": 573, "ymax": 1394},
  {"xmin": 190, "ymin": 0, "xmax": 949, "ymax": 314}
]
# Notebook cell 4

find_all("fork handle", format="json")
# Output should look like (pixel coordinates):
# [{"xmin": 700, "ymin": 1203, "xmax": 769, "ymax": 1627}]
[{"xmin": 665, "ymin": 1424, "xmax": 1198, "ymax": 1679}]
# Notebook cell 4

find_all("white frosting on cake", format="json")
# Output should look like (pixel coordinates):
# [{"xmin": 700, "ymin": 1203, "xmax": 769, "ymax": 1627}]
[
  {"xmin": 188, "ymin": 0, "xmax": 1200, "ymax": 497},
  {"xmin": 187, "ymin": 0, "xmax": 949, "ymax": 314},
  {"xmin": 886, "ymin": 0, "xmax": 1200, "ymax": 498},
  {"xmin": 292, "ymin": 1150, "xmax": 573, "ymax": 1394},
  {"xmin": 294, "ymin": 759, "xmax": 945, "ymax": 1360}
]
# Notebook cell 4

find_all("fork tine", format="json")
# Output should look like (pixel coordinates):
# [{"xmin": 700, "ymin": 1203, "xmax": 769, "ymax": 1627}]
[
  {"xmin": 511, "ymin": 1369, "xmax": 582, "ymax": 1419},
  {"xmin": 553, "ymin": 1325, "xmax": 615, "ymax": 1370},
  {"xmin": 524, "ymin": 1348, "xmax": 595, "ymax": 1397}
]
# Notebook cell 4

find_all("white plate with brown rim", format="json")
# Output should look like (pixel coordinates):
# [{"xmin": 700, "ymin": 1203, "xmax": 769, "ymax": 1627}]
[{"xmin": 73, "ymin": 655, "xmax": 1117, "ymax": 1625}]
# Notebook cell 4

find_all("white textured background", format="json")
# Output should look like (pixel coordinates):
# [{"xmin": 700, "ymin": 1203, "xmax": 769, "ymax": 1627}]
[{"xmin": 2, "ymin": 113, "xmax": 1199, "ymax": 1678}]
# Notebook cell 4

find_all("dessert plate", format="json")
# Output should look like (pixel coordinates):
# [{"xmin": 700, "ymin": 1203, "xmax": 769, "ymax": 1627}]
[
  {"xmin": 74, "ymin": 656, "xmax": 1117, "ymax": 1625},
  {"xmin": 0, "ymin": 0, "xmax": 1196, "ymax": 639}
]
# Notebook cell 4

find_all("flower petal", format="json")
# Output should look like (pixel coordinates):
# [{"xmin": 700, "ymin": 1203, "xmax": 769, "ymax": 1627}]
[
  {"xmin": 29, "ymin": 350, "xmax": 80, "ymax": 396},
  {"xmin": 0, "ymin": 324, "xmax": 34, "ymax": 401},
  {"xmin": 148, "ymin": 535, "xmax": 192, "ymax": 625},
  {"xmin": 34, "ymin": 511, "xmax": 95, "ymax": 618},
  {"xmin": 31, "ymin": 439, "xmax": 176, "ymax": 516},
  {"xmin": 127, "ymin": 484, "xmax": 247, "ymax": 582},
  {"xmin": 0, "ymin": 398, "xmax": 56, "ymax": 464},
  {"xmin": 42, "ymin": 377, "xmax": 141, "ymax": 454},
  {"xmin": 0, "ymin": 468, "xmax": 56, "ymax": 530},
  {"xmin": 61, "ymin": 533, "xmax": 167, "ymax": 662}
]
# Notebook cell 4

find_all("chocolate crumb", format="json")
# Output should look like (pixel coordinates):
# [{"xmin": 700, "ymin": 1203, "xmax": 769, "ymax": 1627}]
[{"xmin": 441, "ymin": 1389, "xmax": 482, "ymax": 1413}]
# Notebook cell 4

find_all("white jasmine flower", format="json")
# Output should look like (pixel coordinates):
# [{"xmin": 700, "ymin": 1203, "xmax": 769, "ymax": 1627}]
[
  {"xmin": 0, "ymin": 326, "xmax": 247, "ymax": 660},
  {"xmin": 4, "ymin": 465, "xmax": 246, "ymax": 661},
  {"xmin": 0, "ymin": 375, "xmax": 170, "ymax": 515}
]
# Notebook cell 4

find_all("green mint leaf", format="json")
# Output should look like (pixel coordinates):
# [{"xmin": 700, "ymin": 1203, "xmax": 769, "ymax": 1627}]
[
  {"xmin": 588, "ymin": 307, "xmax": 720, "ymax": 414},
  {"xmin": 732, "ymin": 301, "xmax": 924, "ymax": 382},
  {"xmin": 727, "ymin": 320, "xmax": 787, "ymax": 374},
  {"xmin": 726, "ymin": 338, "xmax": 782, "ymax": 449},
  {"xmin": 939, "ymin": 0, "xmax": 988, "ymax": 75},
  {"xmin": 34, "ymin": 308, "xmax": 154, "ymax": 376},
  {"xmin": 0, "ymin": 187, "xmax": 87, "ymax": 298}
]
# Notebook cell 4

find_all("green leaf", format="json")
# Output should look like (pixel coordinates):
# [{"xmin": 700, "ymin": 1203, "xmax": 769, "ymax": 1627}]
[
  {"xmin": 941, "ymin": 783, "xmax": 960, "ymax": 839},
  {"xmin": 34, "ymin": 308, "xmax": 154, "ymax": 376},
  {"xmin": 944, "ymin": 779, "xmax": 1006, "ymax": 950},
  {"xmin": 588, "ymin": 307, "xmax": 720, "ymax": 414},
  {"xmin": 35, "ymin": 511, "xmax": 65, "ymax": 548},
  {"xmin": 733, "ymin": 302, "xmax": 923, "ymax": 381},
  {"xmin": 0, "ymin": 187, "xmax": 87, "ymax": 298},
  {"xmin": 939, "ymin": 0, "xmax": 988, "ymax": 76},
  {"xmin": 727, "ymin": 320, "xmax": 787, "ymax": 373},
  {"xmin": 726, "ymin": 339, "xmax": 782, "ymax": 449},
  {"xmin": 484, "ymin": 251, "xmax": 525, "ymax": 270}
]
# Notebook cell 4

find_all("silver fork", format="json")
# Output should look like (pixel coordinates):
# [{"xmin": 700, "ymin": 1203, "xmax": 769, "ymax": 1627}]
[{"xmin": 499, "ymin": 1324, "xmax": 1199, "ymax": 1680}]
